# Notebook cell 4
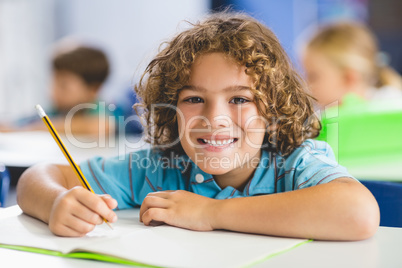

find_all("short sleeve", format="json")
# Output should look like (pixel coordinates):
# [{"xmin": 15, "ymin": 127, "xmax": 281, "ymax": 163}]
[
  {"xmin": 80, "ymin": 153, "xmax": 137, "ymax": 209},
  {"xmin": 79, "ymin": 149, "xmax": 188, "ymax": 209},
  {"xmin": 285, "ymin": 139, "xmax": 356, "ymax": 190}
]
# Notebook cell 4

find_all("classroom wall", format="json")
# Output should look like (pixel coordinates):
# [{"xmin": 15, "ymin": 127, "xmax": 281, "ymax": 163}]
[
  {"xmin": 212, "ymin": 0, "xmax": 368, "ymax": 71},
  {"xmin": 0, "ymin": 0, "xmax": 209, "ymax": 120},
  {"xmin": 0, "ymin": 0, "xmax": 54, "ymax": 121},
  {"xmin": 212, "ymin": 0, "xmax": 401, "ymax": 76},
  {"xmin": 54, "ymin": 0, "xmax": 210, "ymax": 103},
  {"xmin": 1, "ymin": 0, "xmax": 399, "ymax": 121}
]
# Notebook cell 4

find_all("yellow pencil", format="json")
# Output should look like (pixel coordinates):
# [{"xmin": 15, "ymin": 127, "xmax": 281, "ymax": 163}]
[{"xmin": 35, "ymin": 104, "xmax": 113, "ymax": 229}]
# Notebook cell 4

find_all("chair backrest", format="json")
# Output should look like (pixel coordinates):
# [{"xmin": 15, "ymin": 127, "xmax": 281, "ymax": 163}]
[
  {"xmin": 0, "ymin": 164, "xmax": 10, "ymax": 207},
  {"xmin": 360, "ymin": 180, "xmax": 402, "ymax": 228}
]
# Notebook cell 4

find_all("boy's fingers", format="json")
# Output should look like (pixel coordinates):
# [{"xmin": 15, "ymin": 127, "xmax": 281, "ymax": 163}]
[
  {"xmin": 64, "ymin": 215, "xmax": 97, "ymax": 235},
  {"xmin": 149, "ymin": 220, "xmax": 165, "ymax": 227},
  {"xmin": 141, "ymin": 208, "xmax": 167, "ymax": 226},
  {"xmin": 139, "ymin": 196, "xmax": 170, "ymax": 222},
  {"xmin": 76, "ymin": 190, "xmax": 117, "ymax": 223},
  {"xmin": 147, "ymin": 191, "xmax": 173, "ymax": 199},
  {"xmin": 51, "ymin": 224, "xmax": 85, "ymax": 237},
  {"xmin": 71, "ymin": 203, "xmax": 103, "ymax": 225},
  {"xmin": 62, "ymin": 226, "xmax": 87, "ymax": 237},
  {"xmin": 99, "ymin": 195, "xmax": 118, "ymax": 210},
  {"xmin": 49, "ymin": 215, "xmax": 95, "ymax": 237}
]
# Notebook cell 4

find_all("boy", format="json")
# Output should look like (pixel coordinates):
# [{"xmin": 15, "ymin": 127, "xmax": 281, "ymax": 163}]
[
  {"xmin": 17, "ymin": 12, "xmax": 379, "ymax": 240},
  {"xmin": 1, "ymin": 44, "xmax": 112, "ymax": 137}
]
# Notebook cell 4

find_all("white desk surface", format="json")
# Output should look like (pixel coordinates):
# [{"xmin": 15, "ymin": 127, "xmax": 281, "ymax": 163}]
[
  {"xmin": 0, "ymin": 207, "xmax": 401, "ymax": 268},
  {"xmin": 0, "ymin": 131, "xmax": 148, "ymax": 167},
  {"xmin": 257, "ymin": 227, "xmax": 402, "ymax": 268}
]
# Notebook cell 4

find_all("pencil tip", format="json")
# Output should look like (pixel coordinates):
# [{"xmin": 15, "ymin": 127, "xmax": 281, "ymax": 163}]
[{"xmin": 105, "ymin": 221, "xmax": 114, "ymax": 230}]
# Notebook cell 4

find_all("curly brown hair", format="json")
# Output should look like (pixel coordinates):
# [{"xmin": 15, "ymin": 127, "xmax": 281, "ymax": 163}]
[{"xmin": 135, "ymin": 11, "xmax": 320, "ymax": 156}]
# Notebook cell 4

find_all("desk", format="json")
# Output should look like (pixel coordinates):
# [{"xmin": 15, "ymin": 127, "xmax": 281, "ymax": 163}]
[
  {"xmin": 0, "ymin": 131, "xmax": 148, "ymax": 182},
  {"xmin": 0, "ymin": 131, "xmax": 148, "ymax": 206},
  {"xmin": 1, "ymin": 231, "xmax": 400, "ymax": 268},
  {"xmin": 0, "ymin": 131, "xmax": 148, "ymax": 167},
  {"xmin": 257, "ymin": 227, "xmax": 402, "ymax": 267},
  {"xmin": 0, "ymin": 207, "xmax": 401, "ymax": 267}
]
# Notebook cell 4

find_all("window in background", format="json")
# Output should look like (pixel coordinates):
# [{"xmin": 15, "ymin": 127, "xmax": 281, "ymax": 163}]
[
  {"xmin": 0, "ymin": 0, "xmax": 53, "ymax": 121},
  {"xmin": 53, "ymin": 0, "xmax": 210, "ymax": 104},
  {"xmin": 211, "ymin": 0, "xmax": 369, "ymax": 70},
  {"xmin": 368, "ymin": 0, "xmax": 402, "ymax": 74},
  {"xmin": 0, "ymin": 0, "xmax": 210, "ymax": 122}
]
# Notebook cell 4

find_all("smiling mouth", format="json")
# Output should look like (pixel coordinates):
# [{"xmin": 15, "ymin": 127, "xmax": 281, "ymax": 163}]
[{"xmin": 197, "ymin": 138, "xmax": 238, "ymax": 146}]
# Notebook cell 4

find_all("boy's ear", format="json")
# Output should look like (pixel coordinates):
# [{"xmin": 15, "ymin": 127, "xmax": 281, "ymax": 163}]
[
  {"xmin": 88, "ymin": 83, "xmax": 102, "ymax": 94},
  {"xmin": 85, "ymin": 83, "xmax": 101, "ymax": 100}
]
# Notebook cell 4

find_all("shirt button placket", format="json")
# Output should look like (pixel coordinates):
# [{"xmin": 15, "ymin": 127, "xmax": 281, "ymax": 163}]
[{"xmin": 195, "ymin": 173, "xmax": 204, "ymax": 183}]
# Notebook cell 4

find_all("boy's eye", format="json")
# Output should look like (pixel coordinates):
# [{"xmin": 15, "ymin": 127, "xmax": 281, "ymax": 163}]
[
  {"xmin": 184, "ymin": 97, "xmax": 204, "ymax": 103},
  {"xmin": 230, "ymin": 97, "xmax": 250, "ymax": 104}
]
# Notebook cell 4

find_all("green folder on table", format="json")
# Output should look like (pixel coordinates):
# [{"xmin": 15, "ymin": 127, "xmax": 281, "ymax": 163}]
[{"xmin": 316, "ymin": 94, "xmax": 402, "ymax": 176}]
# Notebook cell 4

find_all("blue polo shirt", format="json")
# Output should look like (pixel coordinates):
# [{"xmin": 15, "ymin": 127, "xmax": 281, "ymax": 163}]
[{"xmin": 80, "ymin": 139, "xmax": 355, "ymax": 210}]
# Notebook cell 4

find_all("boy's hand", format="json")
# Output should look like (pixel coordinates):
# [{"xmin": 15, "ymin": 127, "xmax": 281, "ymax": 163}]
[
  {"xmin": 48, "ymin": 186, "xmax": 118, "ymax": 237},
  {"xmin": 139, "ymin": 190, "xmax": 218, "ymax": 231}
]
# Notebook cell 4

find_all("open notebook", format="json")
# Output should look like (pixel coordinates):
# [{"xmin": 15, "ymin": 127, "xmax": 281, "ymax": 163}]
[{"xmin": 0, "ymin": 206, "xmax": 310, "ymax": 268}]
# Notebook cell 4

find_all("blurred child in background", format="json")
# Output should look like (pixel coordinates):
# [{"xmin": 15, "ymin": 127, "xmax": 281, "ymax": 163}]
[
  {"xmin": 301, "ymin": 21, "xmax": 402, "ymax": 109},
  {"xmin": 0, "ymin": 44, "xmax": 114, "ymax": 137},
  {"xmin": 303, "ymin": 21, "xmax": 402, "ymax": 164}
]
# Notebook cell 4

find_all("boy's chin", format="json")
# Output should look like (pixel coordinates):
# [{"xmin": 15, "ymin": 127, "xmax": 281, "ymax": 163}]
[{"xmin": 197, "ymin": 164, "xmax": 233, "ymax": 176}]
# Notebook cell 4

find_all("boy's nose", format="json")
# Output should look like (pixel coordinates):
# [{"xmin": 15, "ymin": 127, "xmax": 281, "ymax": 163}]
[
  {"xmin": 202, "ymin": 103, "xmax": 232, "ymax": 128},
  {"xmin": 202, "ymin": 114, "xmax": 231, "ymax": 128}
]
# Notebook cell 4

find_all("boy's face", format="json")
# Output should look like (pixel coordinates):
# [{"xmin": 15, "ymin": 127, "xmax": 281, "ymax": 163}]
[
  {"xmin": 51, "ymin": 70, "xmax": 97, "ymax": 113},
  {"xmin": 302, "ymin": 49, "xmax": 348, "ymax": 108},
  {"xmin": 177, "ymin": 53, "xmax": 266, "ymax": 184}
]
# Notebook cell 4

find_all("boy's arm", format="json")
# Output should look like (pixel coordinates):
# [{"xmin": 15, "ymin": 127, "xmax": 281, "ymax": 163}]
[
  {"xmin": 140, "ymin": 178, "xmax": 379, "ymax": 240},
  {"xmin": 210, "ymin": 178, "xmax": 379, "ymax": 240},
  {"xmin": 17, "ymin": 164, "xmax": 117, "ymax": 236}
]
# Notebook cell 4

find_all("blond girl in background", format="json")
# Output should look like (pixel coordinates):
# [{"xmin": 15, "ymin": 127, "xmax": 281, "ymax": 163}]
[{"xmin": 302, "ymin": 21, "xmax": 402, "ymax": 109}]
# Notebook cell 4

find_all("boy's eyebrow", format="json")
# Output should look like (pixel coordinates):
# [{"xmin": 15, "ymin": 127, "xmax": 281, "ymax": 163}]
[{"xmin": 180, "ymin": 85, "xmax": 251, "ymax": 92}]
